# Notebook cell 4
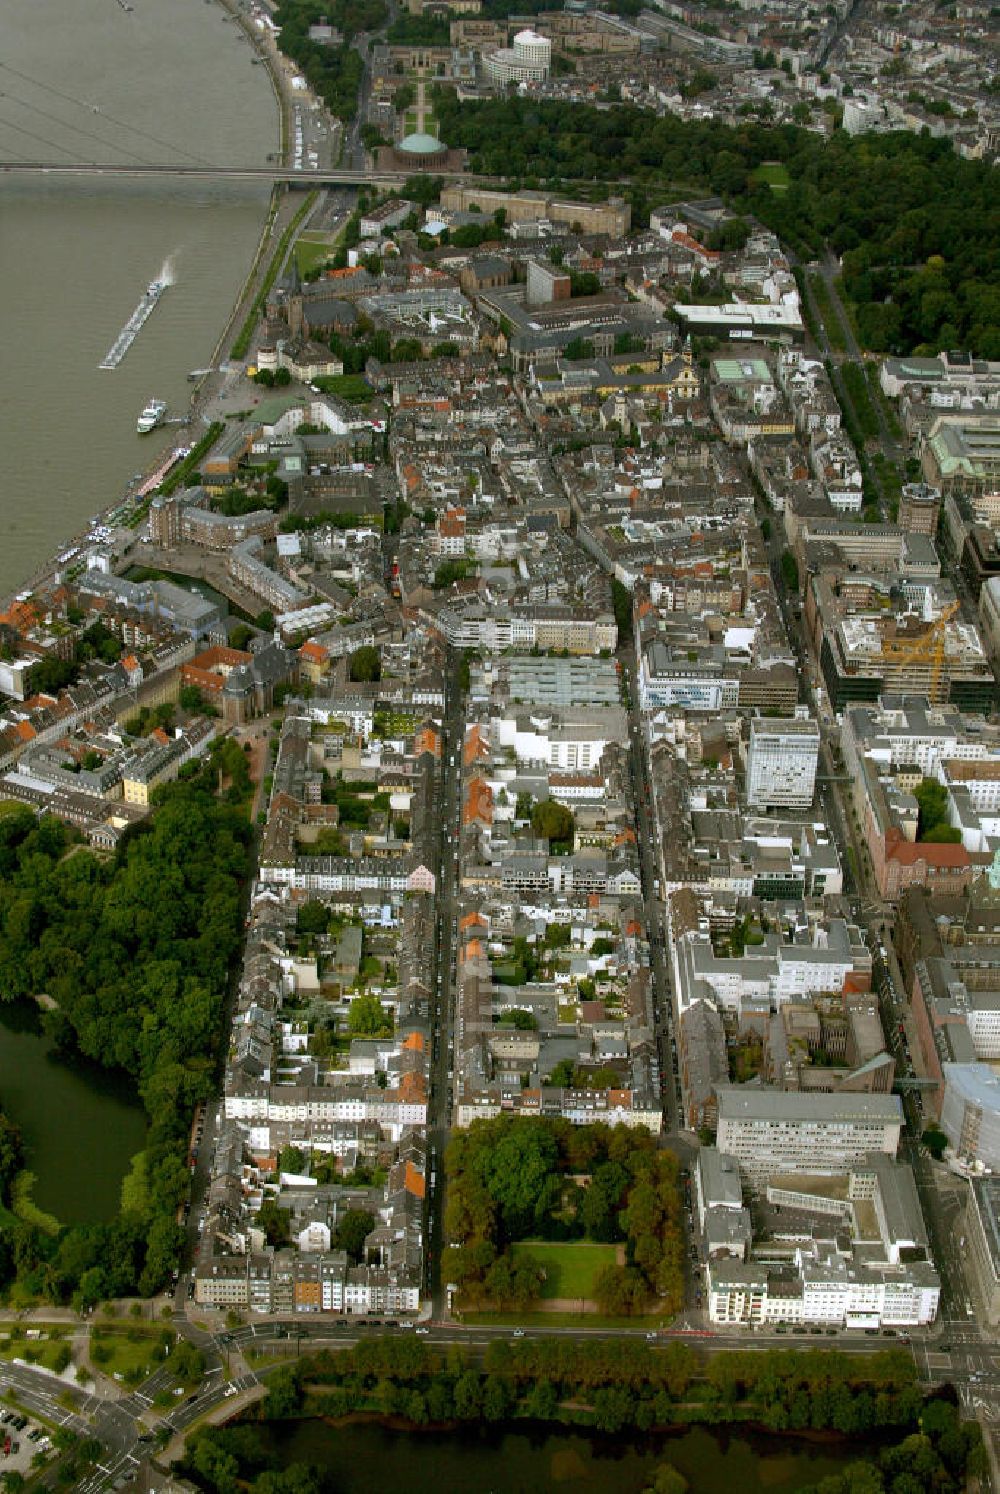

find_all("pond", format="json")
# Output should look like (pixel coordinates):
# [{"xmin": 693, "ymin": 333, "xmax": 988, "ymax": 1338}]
[
  {"xmin": 243, "ymin": 1417, "xmax": 868, "ymax": 1493},
  {"xmin": 0, "ymin": 1000, "xmax": 147, "ymax": 1224}
]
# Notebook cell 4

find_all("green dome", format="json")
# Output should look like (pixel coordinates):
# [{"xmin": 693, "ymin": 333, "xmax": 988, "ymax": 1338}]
[{"xmin": 398, "ymin": 131, "xmax": 445, "ymax": 154}]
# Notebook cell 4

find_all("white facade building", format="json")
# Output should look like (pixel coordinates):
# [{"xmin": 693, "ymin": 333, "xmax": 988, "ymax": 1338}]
[
  {"xmin": 715, "ymin": 1089, "xmax": 903, "ymax": 1181},
  {"xmin": 941, "ymin": 1063, "xmax": 1000, "ymax": 1169},
  {"xmin": 707, "ymin": 1255, "xmax": 939, "ymax": 1328},
  {"xmin": 489, "ymin": 706, "xmax": 626, "ymax": 772},
  {"xmin": 746, "ymin": 715, "xmax": 820, "ymax": 810},
  {"xmin": 483, "ymin": 28, "xmax": 552, "ymax": 84}
]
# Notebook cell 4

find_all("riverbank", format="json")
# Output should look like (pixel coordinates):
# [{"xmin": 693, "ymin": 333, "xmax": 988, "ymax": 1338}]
[
  {"xmin": 186, "ymin": 0, "xmax": 294, "ymax": 413},
  {"xmin": 0, "ymin": 0, "xmax": 297, "ymax": 618}
]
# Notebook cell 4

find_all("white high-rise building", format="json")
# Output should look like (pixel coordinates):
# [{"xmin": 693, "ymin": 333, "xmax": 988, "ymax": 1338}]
[
  {"xmin": 746, "ymin": 715, "xmax": 820, "ymax": 810},
  {"xmin": 483, "ymin": 28, "xmax": 552, "ymax": 84}
]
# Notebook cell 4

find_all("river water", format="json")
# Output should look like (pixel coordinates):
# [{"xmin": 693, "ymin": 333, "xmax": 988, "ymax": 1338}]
[
  {"xmin": 0, "ymin": 0, "xmax": 277, "ymax": 1210},
  {"xmin": 0, "ymin": 0, "xmax": 279, "ymax": 598},
  {"xmin": 247, "ymin": 1418, "xmax": 866, "ymax": 1493}
]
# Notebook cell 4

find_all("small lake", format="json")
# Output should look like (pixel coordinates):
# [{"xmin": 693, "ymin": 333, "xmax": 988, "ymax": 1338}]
[
  {"xmin": 247, "ymin": 1418, "xmax": 866, "ymax": 1493},
  {"xmin": 0, "ymin": 1001, "xmax": 147, "ymax": 1225}
]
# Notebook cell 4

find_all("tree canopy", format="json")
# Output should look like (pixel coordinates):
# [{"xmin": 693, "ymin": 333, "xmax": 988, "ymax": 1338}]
[
  {"xmin": 531, "ymin": 799, "xmax": 575, "ymax": 851},
  {"xmin": 914, "ymin": 778, "xmax": 958, "ymax": 842},
  {"xmin": 349, "ymin": 645, "xmax": 381, "ymax": 683},
  {"xmin": 0, "ymin": 777, "xmax": 252, "ymax": 1302},
  {"xmin": 333, "ymin": 1208, "xmax": 375, "ymax": 1263},
  {"xmin": 430, "ymin": 88, "xmax": 1000, "ymax": 357},
  {"xmin": 443, "ymin": 1116, "xmax": 684, "ymax": 1315}
]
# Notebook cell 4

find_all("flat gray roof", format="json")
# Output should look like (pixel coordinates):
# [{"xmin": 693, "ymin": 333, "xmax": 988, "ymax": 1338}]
[{"xmin": 716, "ymin": 1087, "xmax": 902, "ymax": 1124}]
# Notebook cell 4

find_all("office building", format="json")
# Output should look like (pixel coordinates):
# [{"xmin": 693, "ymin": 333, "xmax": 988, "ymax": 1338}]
[
  {"xmin": 746, "ymin": 716, "xmax": 820, "ymax": 810},
  {"xmin": 715, "ymin": 1088, "xmax": 903, "ymax": 1182}
]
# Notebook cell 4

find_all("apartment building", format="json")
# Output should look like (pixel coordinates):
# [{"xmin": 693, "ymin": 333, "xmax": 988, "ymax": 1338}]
[{"xmin": 707, "ymin": 1254, "xmax": 939, "ymax": 1329}]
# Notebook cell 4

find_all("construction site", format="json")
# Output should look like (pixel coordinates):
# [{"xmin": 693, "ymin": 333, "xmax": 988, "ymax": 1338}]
[{"xmin": 818, "ymin": 592, "xmax": 996, "ymax": 716}]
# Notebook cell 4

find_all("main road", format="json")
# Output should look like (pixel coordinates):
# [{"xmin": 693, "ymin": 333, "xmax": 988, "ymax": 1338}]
[
  {"xmin": 0, "ymin": 159, "xmax": 476, "ymax": 187},
  {"xmin": 4, "ymin": 1305, "xmax": 991, "ymax": 1490},
  {"xmin": 619, "ymin": 647, "xmax": 682, "ymax": 1139},
  {"xmin": 425, "ymin": 648, "xmax": 466, "ymax": 1318}
]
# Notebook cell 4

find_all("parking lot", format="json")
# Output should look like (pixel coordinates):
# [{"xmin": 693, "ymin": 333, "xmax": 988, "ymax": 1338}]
[{"xmin": 0, "ymin": 1407, "xmax": 54, "ymax": 1476}]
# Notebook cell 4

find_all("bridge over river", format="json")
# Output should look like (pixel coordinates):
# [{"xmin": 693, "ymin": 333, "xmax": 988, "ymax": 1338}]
[{"xmin": 0, "ymin": 159, "xmax": 477, "ymax": 187}]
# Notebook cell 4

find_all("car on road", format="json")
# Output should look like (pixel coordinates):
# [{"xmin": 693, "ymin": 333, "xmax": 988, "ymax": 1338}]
[{"xmin": 512, "ymin": 1329, "xmax": 525, "ymax": 1338}]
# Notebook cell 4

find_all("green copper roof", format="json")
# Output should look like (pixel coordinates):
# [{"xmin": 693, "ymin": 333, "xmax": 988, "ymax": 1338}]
[{"xmin": 398, "ymin": 131, "xmax": 444, "ymax": 154}]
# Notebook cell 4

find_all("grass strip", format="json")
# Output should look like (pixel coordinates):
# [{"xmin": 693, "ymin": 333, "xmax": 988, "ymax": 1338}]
[{"xmin": 232, "ymin": 192, "xmax": 318, "ymax": 360}]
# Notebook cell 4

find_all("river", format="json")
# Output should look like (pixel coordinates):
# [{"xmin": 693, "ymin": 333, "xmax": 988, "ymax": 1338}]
[
  {"xmin": 0, "ymin": 0, "xmax": 279, "ymax": 598},
  {"xmin": 0, "ymin": 0, "xmax": 277, "ymax": 1213},
  {"xmin": 240, "ymin": 1418, "xmax": 867, "ymax": 1493},
  {"xmin": 0, "ymin": 1001, "xmax": 146, "ymax": 1224}
]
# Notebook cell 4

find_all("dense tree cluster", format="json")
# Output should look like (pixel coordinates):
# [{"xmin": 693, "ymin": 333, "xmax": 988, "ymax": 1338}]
[
  {"xmin": 0, "ymin": 1107, "xmax": 23, "ymax": 1205},
  {"xmin": 213, "ymin": 476, "xmax": 288, "ymax": 518},
  {"xmin": 530, "ymin": 799, "xmax": 574, "ymax": 851},
  {"xmin": 273, "ymin": 1, "xmax": 384, "ymax": 121},
  {"xmin": 185, "ymin": 1420, "xmax": 325, "ymax": 1494},
  {"xmin": 913, "ymin": 778, "xmax": 961, "ymax": 843},
  {"xmin": 433, "ymin": 558, "xmax": 474, "ymax": 590},
  {"xmin": 0, "ymin": 777, "xmax": 252, "ymax": 1303},
  {"xmin": 348, "ymin": 644, "xmax": 381, "ymax": 682},
  {"xmin": 24, "ymin": 619, "xmax": 123, "ymax": 697},
  {"xmin": 386, "ymin": 11, "xmax": 448, "ymax": 43},
  {"xmin": 430, "ymin": 90, "xmax": 999, "ymax": 356},
  {"xmin": 442, "ymin": 1117, "xmax": 684, "ymax": 1315},
  {"xmin": 182, "ymin": 1342, "xmax": 958, "ymax": 1485},
  {"xmin": 801, "ymin": 1394, "xmax": 987, "ymax": 1493}
]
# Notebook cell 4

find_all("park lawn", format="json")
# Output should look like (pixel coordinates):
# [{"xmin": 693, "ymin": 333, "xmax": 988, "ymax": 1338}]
[
  {"xmin": 0, "ymin": 799, "xmax": 30, "ymax": 818},
  {"xmin": 511, "ymin": 1241, "xmax": 618, "ymax": 1301},
  {"xmin": 246, "ymin": 1347, "xmax": 296, "ymax": 1370},
  {"xmin": 312, "ymin": 374, "xmax": 374, "ymax": 404},
  {"xmin": 294, "ymin": 237, "xmax": 334, "ymax": 277},
  {"xmin": 0, "ymin": 1330, "xmax": 71, "ymax": 1373},
  {"xmin": 88, "ymin": 1327, "xmax": 168, "ymax": 1381},
  {"xmin": 755, "ymin": 160, "xmax": 791, "ymax": 192}
]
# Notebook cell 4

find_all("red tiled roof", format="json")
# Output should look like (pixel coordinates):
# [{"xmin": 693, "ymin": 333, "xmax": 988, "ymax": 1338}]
[
  {"xmin": 885, "ymin": 829, "xmax": 969, "ymax": 867},
  {"xmin": 404, "ymin": 1161, "xmax": 425, "ymax": 1199},
  {"xmin": 299, "ymin": 641, "xmax": 329, "ymax": 663}
]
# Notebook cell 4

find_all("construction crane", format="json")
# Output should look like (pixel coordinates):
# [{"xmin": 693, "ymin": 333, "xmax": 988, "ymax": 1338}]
[{"xmin": 879, "ymin": 601, "xmax": 961, "ymax": 705}]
